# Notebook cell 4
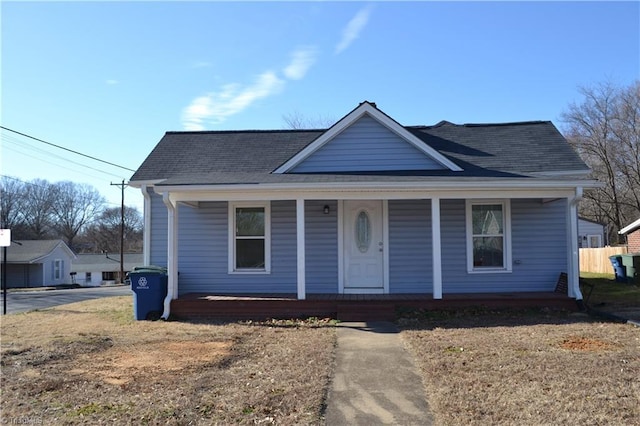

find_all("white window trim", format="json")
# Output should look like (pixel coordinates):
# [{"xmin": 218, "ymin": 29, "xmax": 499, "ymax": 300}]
[
  {"xmin": 466, "ymin": 199, "xmax": 512, "ymax": 274},
  {"xmin": 228, "ymin": 201, "xmax": 271, "ymax": 274}
]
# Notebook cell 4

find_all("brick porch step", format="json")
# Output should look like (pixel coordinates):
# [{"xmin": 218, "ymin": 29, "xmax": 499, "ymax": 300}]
[{"xmin": 337, "ymin": 302, "xmax": 397, "ymax": 321}]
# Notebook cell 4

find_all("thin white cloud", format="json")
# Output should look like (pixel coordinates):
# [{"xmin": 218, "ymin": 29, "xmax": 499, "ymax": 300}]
[
  {"xmin": 181, "ymin": 71, "xmax": 285, "ymax": 130},
  {"xmin": 106, "ymin": 79, "xmax": 118, "ymax": 85},
  {"xmin": 283, "ymin": 47, "xmax": 318, "ymax": 80},
  {"xmin": 192, "ymin": 61, "xmax": 213, "ymax": 69},
  {"xmin": 335, "ymin": 5, "xmax": 372, "ymax": 54}
]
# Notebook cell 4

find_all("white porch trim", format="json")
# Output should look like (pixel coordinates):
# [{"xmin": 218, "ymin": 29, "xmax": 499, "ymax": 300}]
[
  {"xmin": 431, "ymin": 198, "xmax": 442, "ymax": 299},
  {"xmin": 382, "ymin": 200, "xmax": 390, "ymax": 294},
  {"xmin": 161, "ymin": 193, "xmax": 178, "ymax": 320},
  {"xmin": 567, "ymin": 188, "xmax": 583, "ymax": 300},
  {"xmin": 158, "ymin": 182, "xmax": 593, "ymax": 203},
  {"xmin": 337, "ymin": 200, "xmax": 344, "ymax": 293},
  {"xmin": 296, "ymin": 198, "xmax": 306, "ymax": 300},
  {"xmin": 141, "ymin": 185, "xmax": 152, "ymax": 266}
]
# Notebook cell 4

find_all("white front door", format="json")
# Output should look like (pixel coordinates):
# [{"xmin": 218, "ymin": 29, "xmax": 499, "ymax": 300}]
[{"xmin": 343, "ymin": 200, "xmax": 384, "ymax": 292}]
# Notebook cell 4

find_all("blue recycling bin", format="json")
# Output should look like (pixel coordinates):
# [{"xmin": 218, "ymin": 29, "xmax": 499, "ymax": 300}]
[
  {"xmin": 609, "ymin": 255, "xmax": 626, "ymax": 283},
  {"xmin": 129, "ymin": 267, "xmax": 168, "ymax": 320}
]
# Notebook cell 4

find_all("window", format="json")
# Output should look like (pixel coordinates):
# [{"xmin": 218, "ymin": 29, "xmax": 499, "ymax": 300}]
[
  {"xmin": 53, "ymin": 259, "xmax": 62, "ymax": 280},
  {"xmin": 355, "ymin": 210, "xmax": 371, "ymax": 253},
  {"xmin": 588, "ymin": 234, "xmax": 602, "ymax": 248},
  {"xmin": 229, "ymin": 202, "xmax": 271, "ymax": 273},
  {"xmin": 466, "ymin": 200, "xmax": 511, "ymax": 273}
]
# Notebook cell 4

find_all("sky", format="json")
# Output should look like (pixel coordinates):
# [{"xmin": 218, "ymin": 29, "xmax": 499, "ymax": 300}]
[{"xmin": 1, "ymin": 1, "xmax": 639, "ymax": 213}]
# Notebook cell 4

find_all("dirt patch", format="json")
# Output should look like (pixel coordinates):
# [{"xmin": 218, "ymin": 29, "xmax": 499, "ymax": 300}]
[
  {"xmin": 69, "ymin": 340, "xmax": 231, "ymax": 386},
  {"xmin": 1, "ymin": 296, "xmax": 336, "ymax": 425},
  {"xmin": 559, "ymin": 336, "xmax": 616, "ymax": 351}
]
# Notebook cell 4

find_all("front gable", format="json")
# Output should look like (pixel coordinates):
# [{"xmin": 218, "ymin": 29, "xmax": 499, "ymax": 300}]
[{"xmin": 274, "ymin": 102, "xmax": 462, "ymax": 174}]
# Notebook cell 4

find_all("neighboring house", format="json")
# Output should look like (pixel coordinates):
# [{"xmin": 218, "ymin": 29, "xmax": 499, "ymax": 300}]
[
  {"xmin": 129, "ymin": 101, "xmax": 597, "ymax": 318},
  {"xmin": 71, "ymin": 253, "xmax": 144, "ymax": 286},
  {"xmin": 619, "ymin": 218, "xmax": 640, "ymax": 253},
  {"xmin": 2, "ymin": 240, "xmax": 76, "ymax": 288},
  {"xmin": 578, "ymin": 217, "xmax": 605, "ymax": 248}
]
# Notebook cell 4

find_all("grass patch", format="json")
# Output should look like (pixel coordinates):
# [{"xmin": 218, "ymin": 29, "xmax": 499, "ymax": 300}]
[
  {"xmin": 400, "ymin": 311, "xmax": 640, "ymax": 425},
  {"xmin": 1, "ymin": 296, "xmax": 336, "ymax": 425},
  {"xmin": 580, "ymin": 273, "xmax": 640, "ymax": 307}
]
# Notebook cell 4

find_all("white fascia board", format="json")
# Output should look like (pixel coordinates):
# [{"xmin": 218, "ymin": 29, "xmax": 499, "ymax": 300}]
[
  {"xmin": 160, "ymin": 178, "xmax": 598, "ymax": 196},
  {"xmin": 128, "ymin": 179, "xmax": 165, "ymax": 189},
  {"xmin": 619, "ymin": 218, "xmax": 640, "ymax": 235},
  {"xmin": 273, "ymin": 102, "xmax": 463, "ymax": 173},
  {"xmin": 166, "ymin": 187, "xmax": 581, "ymax": 204}
]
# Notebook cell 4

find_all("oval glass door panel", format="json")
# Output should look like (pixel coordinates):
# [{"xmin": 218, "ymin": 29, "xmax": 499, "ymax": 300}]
[{"xmin": 355, "ymin": 210, "xmax": 371, "ymax": 253}]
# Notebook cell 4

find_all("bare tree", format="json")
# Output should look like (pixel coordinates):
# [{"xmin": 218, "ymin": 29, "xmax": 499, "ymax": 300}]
[
  {"xmin": 612, "ymin": 82, "xmax": 640, "ymax": 213},
  {"xmin": 20, "ymin": 179, "xmax": 57, "ymax": 239},
  {"xmin": 561, "ymin": 80, "xmax": 640, "ymax": 243},
  {"xmin": 283, "ymin": 110, "xmax": 336, "ymax": 129},
  {"xmin": 0, "ymin": 176, "xmax": 25, "ymax": 230},
  {"xmin": 51, "ymin": 181, "xmax": 106, "ymax": 250},
  {"xmin": 81, "ymin": 206, "xmax": 143, "ymax": 253}
]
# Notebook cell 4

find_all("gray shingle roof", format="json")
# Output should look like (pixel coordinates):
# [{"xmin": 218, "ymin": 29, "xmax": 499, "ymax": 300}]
[
  {"xmin": 71, "ymin": 253, "xmax": 144, "ymax": 273},
  {"xmin": 130, "ymin": 120, "xmax": 589, "ymax": 185},
  {"xmin": 3, "ymin": 240, "xmax": 73, "ymax": 263}
]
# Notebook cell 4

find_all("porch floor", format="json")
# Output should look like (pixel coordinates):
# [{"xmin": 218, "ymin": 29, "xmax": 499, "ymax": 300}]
[{"xmin": 170, "ymin": 292, "xmax": 578, "ymax": 321}]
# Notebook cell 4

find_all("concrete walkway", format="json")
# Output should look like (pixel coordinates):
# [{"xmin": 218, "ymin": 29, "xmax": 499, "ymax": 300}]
[{"xmin": 324, "ymin": 321, "xmax": 433, "ymax": 425}]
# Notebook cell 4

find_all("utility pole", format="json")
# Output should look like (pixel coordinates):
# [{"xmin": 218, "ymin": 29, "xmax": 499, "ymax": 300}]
[{"xmin": 110, "ymin": 180, "xmax": 127, "ymax": 283}]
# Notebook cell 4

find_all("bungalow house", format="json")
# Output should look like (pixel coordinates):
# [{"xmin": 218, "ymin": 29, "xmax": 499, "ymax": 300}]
[
  {"xmin": 129, "ymin": 102, "xmax": 597, "ymax": 319},
  {"xmin": 71, "ymin": 253, "xmax": 143, "ymax": 286},
  {"xmin": 1, "ymin": 240, "xmax": 76, "ymax": 288},
  {"xmin": 578, "ymin": 217, "xmax": 606, "ymax": 248},
  {"xmin": 619, "ymin": 218, "xmax": 640, "ymax": 253}
]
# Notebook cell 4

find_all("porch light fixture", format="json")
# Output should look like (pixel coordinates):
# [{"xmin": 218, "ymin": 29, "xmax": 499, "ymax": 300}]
[{"xmin": 323, "ymin": 205, "xmax": 330, "ymax": 215}]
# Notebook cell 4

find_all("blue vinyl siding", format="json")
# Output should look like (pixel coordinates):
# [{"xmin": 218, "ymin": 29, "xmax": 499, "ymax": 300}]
[
  {"xmin": 149, "ymin": 193, "xmax": 168, "ymax": 267},
  {"xmin": 148, "ymin": 195, "xmax": 569, "ymax": 295},
  {"xmin": 305, "ymin": 200, "xmax": 339, "ymax": 293},
  {"xmin": 291, "ymin": 115, "xmax": 445, "ymax": 173},
  {"xmin": 176, "ymin": 200, "xmax": 296, "ymax": 295},
  {"xmin": 441, "ymin": 198, "xmax": 568, "ymax": 293},
  {"xmin": 388, "ymin": 200, "xmax": 432, "ymax": 293}
]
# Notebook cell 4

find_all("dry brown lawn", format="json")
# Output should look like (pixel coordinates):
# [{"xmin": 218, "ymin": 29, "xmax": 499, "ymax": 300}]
[
  {"xmin": 0, "ymin": 296, "xmax": 336, "ymax": 425},
  {"xmin": 3, "ymin": 298, "xmax": 640, "ymax": 426},
  {"xmin": 400, "ymin": 309, "xmax": 640, "ymax": 426}
]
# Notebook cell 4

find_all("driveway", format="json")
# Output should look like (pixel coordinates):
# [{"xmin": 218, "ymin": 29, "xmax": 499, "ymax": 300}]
[{"xmin": 0, "ymin": 286, "xmax": 131, "ymax": 314}]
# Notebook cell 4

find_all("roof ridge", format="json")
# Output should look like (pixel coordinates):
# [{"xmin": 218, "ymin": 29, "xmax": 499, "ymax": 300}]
[
  {"xmin": 166, "ymin": 121, "xmax": 551, "ymax": 135},
  {"xmin": 407, "ymin": 120, "xmax": 551, "ymax": 129},
  {"xmin": 462, "ymin": 120, "xmax": 551, "ymax": 127},
  {"xmin": 165, "ymin": 129, "xmax": 326, "ymax": 135}
]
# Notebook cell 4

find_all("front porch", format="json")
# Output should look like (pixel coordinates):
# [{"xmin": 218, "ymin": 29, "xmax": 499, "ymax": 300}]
[{"xmin": 170, "ymin": 292, "xmax": 579, "ymax": 321}]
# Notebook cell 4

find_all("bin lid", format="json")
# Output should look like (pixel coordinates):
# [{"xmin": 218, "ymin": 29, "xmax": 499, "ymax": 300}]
[{"xmin": 129, "ymin": 265, "xmax": 167, "ymax": 275}]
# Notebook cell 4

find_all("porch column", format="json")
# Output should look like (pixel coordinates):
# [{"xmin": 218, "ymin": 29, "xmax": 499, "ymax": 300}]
[
  {"xmin": 162, "ymin": 193, "xmax": 179, "ymax": 305},
  {"xmin": 567, "ymin": 190, "xmax": 583, "ymax": 299},
  {"xmin": 141, "ymin": 185, "xmax": 152, "ymax": 266},
  {"xmin": 296, "ymin": 198, "xmax": 306, "ymax": 300},
  {"xmin": 431, "ymin": 198, "xmax": 442, "ymax": 299}
]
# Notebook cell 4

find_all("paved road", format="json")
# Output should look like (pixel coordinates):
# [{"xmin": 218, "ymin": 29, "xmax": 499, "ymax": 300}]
[{"xmin": 0, "ymin": 286, "xmax": 131, "ymax": 315}]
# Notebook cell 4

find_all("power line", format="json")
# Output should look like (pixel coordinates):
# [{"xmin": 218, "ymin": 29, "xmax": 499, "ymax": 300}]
[
  {"xmin": 2, "ymin": 135, "xmax": 125, "ymax": 179},
  {"xmin": 0, "ymin": 126, "xmax": 135, "ymax": 172}
]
